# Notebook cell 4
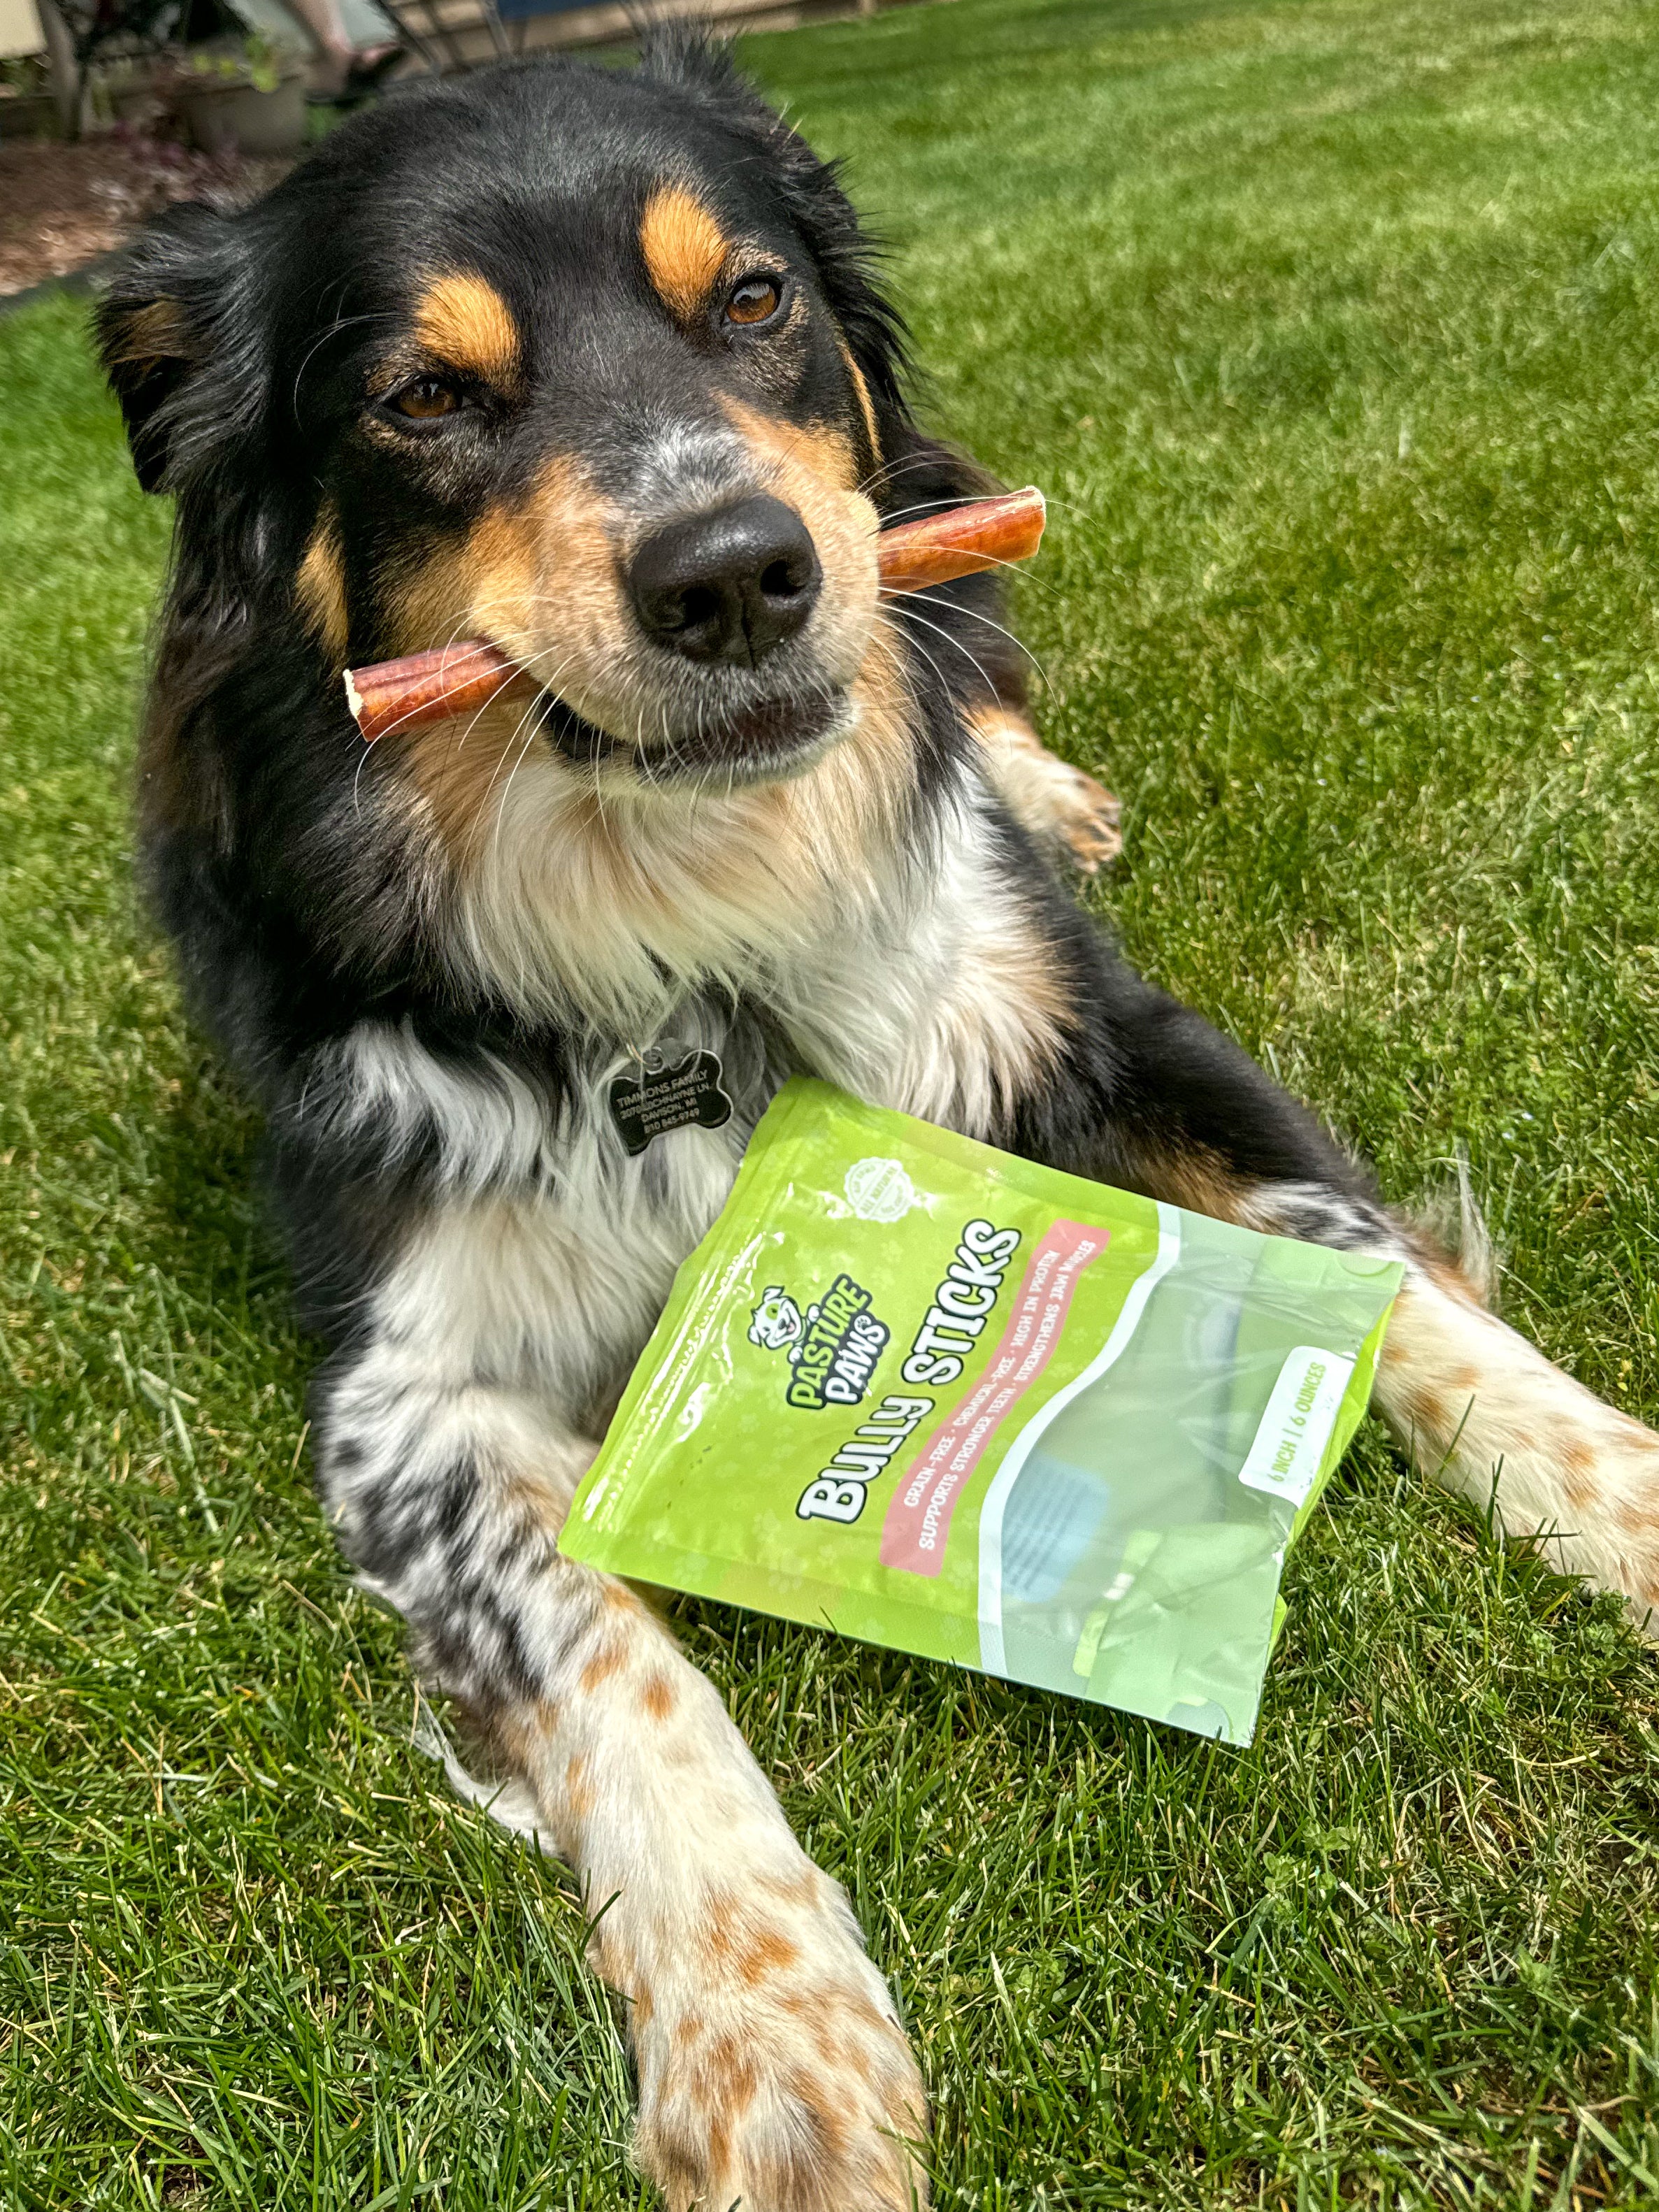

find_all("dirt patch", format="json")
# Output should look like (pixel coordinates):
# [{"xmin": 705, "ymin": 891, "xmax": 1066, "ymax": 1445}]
[{"xmin": 0, "ymin": 130, "xmax": 290, "ymax": 297}]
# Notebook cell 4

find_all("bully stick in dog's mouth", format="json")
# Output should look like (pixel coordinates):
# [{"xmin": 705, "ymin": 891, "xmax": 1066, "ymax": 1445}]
[
  {"xmin": 343, "ymin": 485, "xmax": 1047, "ymax": 748},
  {"xmin": 96, "ymin": 29, "xmax": 1659, "ymax": 2212}
]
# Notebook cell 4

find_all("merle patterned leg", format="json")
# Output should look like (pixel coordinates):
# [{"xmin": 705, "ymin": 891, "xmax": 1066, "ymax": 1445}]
[{"xmin": 317, "ymin": 1345, "xmax": 929, "ymax": 2212}]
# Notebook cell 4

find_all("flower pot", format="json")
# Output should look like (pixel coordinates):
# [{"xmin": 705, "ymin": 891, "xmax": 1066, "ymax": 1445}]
[
  {"xmin": 175, "ymin": 73, "xmax": 306, "ymax": 157},
  {"xmin": 0, "ymin": 91, "xmax": 60, "ymax": 141}
]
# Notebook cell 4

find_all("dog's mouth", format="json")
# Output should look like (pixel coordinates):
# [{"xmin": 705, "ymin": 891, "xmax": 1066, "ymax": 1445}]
[{"xmin": 536, "ymin": 684, "xmax": 852, "ymax": 784}]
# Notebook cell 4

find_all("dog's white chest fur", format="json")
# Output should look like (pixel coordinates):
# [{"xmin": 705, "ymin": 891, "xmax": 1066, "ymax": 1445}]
[{"xmin": 346, "ymin": 791, "xmax": 1059, "ymax": 1427}]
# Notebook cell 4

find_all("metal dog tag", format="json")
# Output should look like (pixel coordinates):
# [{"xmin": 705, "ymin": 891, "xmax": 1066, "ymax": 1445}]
[{"xmin": 609, "ymin": 1044, "xmax": 733, "ymax": 1156}]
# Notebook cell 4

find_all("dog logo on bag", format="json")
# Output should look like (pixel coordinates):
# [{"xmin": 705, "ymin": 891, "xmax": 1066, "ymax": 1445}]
[
  {"xmin": 749, "ymin": 1274, "xmax": 890, "ymax": 1409},
  {"xmin": 748, "ymin": 1288, "xmax": 805, "ymax": 1353}
]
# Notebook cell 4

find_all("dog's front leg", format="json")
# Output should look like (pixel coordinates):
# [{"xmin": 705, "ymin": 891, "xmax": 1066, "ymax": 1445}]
[
  {"xmin": 1364, "ymin": 1263, "xmax": 1659, "ymax": 1626},
  {"xmin": 1032, "ymin": 974, "xmax": 1659, "ymax": 1635},
  {"xmin": 1240, "ymin": 1198, "xmax": 1659, "ymax": 1628},
  {"xmin": 316, "ymin": 1346, "xmax": 928, "ymax": 2212}
]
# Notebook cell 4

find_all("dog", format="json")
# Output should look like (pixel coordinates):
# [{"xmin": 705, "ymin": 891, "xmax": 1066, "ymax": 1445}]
[{"xmin": 99, "ymin": 33, "xmax": 1659, "ymax": 2211}]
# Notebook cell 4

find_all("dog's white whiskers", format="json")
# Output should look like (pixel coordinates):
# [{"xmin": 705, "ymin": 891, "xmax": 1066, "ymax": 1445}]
[
  {"xmin": 877, "ymin": 601, "xmax": 1005, "ymax": 705},
  {"xmin": 889, "ymin": 594, "xmax": 1053, "ymax": 692},
  {"xmin": 854, "ymin": 452, "xmax": 963, "ymax": 501}
]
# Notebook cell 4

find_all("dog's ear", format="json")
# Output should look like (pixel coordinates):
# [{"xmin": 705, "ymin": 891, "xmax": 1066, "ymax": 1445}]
[{"xmin": 99, "ymin": 201, "xmax": 265, "ymax": 496}]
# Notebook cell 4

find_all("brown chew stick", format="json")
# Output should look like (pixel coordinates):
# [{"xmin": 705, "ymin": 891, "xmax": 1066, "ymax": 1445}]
[
  {"xmin": 871, "ymin": 482, "xmax": 1045, "ymax": 594},
  {"xmin": 343, "ymin": 640, "xmax": 522, "ymax": 748},
  {"xmin": 343, "ymin": 486, "xmax": 1046, "ymax": 744}
]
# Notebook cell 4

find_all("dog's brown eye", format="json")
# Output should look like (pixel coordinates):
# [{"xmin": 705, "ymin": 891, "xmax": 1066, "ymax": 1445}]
[
  {"xmin": 725, "ymin": 275, "xmax": 784, "ymax": 329},
  {"xmin": 389, "ymin": 375, "xmax": 461, "ymax": 420}
]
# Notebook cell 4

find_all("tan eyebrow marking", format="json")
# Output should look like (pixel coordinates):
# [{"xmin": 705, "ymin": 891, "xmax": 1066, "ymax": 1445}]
[
  {"xmin": 411, "ymin": 273, "xmax": 521, "ymax": 386},
  {"xmin": 640, "ymin": 185, "xmax": 731, "ymax": 322}
]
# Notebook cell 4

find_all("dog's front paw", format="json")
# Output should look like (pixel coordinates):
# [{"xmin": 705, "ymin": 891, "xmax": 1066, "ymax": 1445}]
[
  {"xmin": 972, "ymin": 708, "xmax": 1121, "ymax": 875},
  {"xmin": 1377, "ymin": 1275, "xmax": 1659, "ymax": 1637},
  {"xmin": 632, "ymin": 1878, "xmax": 928, "ymax": 2211},
  {"xmin": 1551, "ymin": 1404, "xmax": 1659, "ymax": 1639},
  {"xmin": 1052, "ymin": 760, "xmax": 1122, "ymax": 873}
]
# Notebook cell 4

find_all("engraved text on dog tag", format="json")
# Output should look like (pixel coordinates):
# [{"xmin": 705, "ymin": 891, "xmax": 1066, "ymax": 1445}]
[{"xmin": 609, "ymin": 1044, "xmax": 734, "ymax": 1156}]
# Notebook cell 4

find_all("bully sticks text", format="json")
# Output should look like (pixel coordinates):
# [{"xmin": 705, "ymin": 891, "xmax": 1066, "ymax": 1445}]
[{"xmin": 343, "ymin": 486, "xmax": 1046, "ymax": 745}]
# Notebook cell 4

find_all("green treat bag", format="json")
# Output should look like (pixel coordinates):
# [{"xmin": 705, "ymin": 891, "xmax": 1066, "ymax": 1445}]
[{"xmin": 561, "ymin": 1080, "xmax": 1402, "ymax": 1744}]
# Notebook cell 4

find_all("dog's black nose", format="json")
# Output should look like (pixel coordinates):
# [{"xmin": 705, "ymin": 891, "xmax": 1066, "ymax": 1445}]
[{"xmin": 628, "ymin": 496, "xmax": 821, "ymax": 666}]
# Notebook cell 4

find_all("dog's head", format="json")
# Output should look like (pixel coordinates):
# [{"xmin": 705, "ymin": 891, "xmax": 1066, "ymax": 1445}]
[
  {"xmin": 99, "ymin": 39, "xmax": 1021, "ymax": 1030},
  {"xmin": 99, "ymin": 36, "xmax": 989, "ymax": 791}
]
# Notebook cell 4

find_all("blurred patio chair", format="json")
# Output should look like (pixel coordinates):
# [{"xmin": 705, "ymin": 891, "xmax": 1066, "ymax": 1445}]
[
  {"xmin": 370, "ymin": 0, "xmax": 889, "ymax": 78},
  {"xmin": 368, "ymin": 0, "xmax": 508, "ymax": 73}
]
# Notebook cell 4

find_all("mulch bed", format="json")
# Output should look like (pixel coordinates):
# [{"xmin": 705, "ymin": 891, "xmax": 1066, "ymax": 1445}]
[{"xmin": 0, "ymin": 129, "xmax": 290, "ymax": 298}]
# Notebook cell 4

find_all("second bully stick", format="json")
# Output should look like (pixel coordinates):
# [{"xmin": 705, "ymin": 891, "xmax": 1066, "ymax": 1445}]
[{"xmin": 343, "ymin": 487, "xmax": 1047, "ymax": 745}]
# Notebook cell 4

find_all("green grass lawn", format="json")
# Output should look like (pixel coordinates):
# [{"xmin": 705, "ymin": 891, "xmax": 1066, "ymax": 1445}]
[{"xmin": 6, "ymin": 0, "xmax": 1659, "ymax": 2202}]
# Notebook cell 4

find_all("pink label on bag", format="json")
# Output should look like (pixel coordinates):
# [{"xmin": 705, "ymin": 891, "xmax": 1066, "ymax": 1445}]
[{"xmin": 879, "ymin": 1219, "xmax": 1108, "ymax": 1575}]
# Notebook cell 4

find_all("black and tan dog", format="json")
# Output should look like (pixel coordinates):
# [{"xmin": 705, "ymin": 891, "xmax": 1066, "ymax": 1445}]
[{"xmin": 100, "ymin": 33, "xmax": 1659, "ymax": 2210}]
